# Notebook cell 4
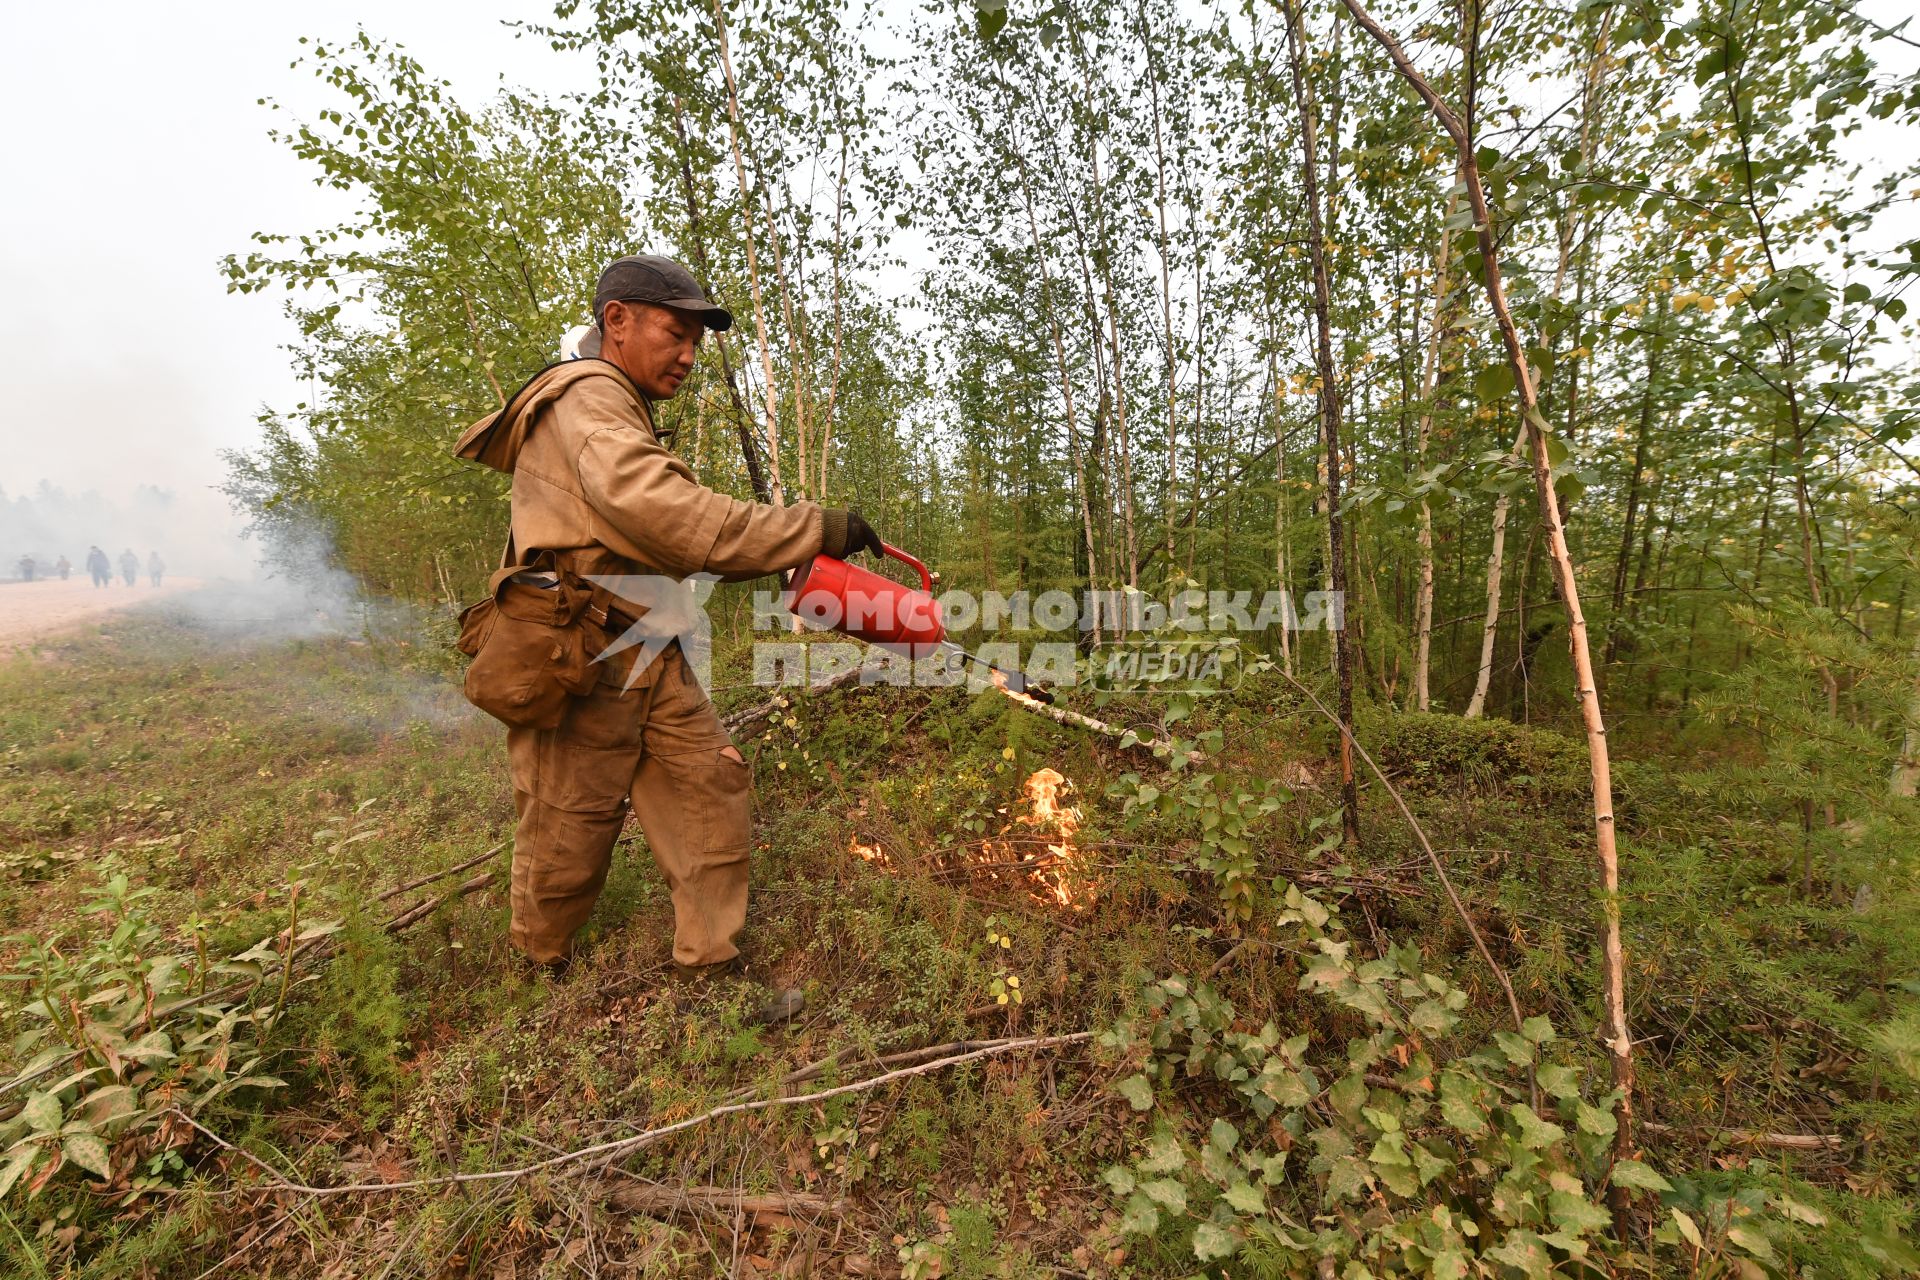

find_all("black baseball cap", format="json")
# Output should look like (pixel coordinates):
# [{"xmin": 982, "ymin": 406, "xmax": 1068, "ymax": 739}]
[{"xmin": 593, "ymin": 254, "xmax": 733, "ymax": 332}]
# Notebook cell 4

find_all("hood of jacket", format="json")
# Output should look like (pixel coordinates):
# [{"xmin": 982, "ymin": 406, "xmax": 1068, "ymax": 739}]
[{"xmin": 452, "ymin": 360, "xmax": 651, "ymax": 474}]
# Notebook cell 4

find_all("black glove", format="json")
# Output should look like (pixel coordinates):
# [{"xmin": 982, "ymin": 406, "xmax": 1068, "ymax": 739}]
[{"xmin": 843, "ymin": 510, "xmax": 886, "ymax": 559}]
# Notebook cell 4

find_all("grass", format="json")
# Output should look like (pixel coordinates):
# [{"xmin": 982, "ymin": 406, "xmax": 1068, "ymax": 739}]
[{"xmin": 0, "ymin": 603, "xmax": 1912, "ymax": 1275}]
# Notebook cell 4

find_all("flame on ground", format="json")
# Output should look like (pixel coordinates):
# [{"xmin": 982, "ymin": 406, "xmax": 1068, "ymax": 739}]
[
  {"xmin": 1015, "ymin": 767, "xmax": 1092, "ymax": 909},
  {"xmin": 846, "ymin": 767, "xmax": 1093, "ymax": 909}
]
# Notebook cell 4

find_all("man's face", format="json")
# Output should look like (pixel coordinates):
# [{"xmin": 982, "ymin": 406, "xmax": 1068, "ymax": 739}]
[{"xmin": 601, "ymin": 300, "xmax": 705, "ymax": 399}]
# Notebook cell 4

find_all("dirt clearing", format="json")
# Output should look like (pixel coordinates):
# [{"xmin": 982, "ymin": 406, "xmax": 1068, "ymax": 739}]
[{"xmin": 0, "ymin": 575, "xmax": 206, "ymax": 650}]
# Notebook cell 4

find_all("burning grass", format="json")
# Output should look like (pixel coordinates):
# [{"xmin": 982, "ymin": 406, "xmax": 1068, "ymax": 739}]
[{"xmin": 847, "ymin": 765, "xmax": 1097, "ymax": 910}]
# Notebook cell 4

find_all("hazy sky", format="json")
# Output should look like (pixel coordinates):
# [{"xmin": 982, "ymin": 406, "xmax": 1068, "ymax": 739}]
[{"xmin": 0, "ymin": 1, "xmax": 597, "ymax": 543}]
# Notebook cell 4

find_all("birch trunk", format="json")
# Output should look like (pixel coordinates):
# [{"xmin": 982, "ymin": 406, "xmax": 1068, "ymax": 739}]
[
  {"xmin": 1460, "ymin": 12, "xmax": 1608, "ymax": 716},
  {"xmin": 1136, "ymin": 0, "xmax": 1180, "ymax": 576},
  {"xmin": 1412, "ymin": 182, "xmax": 1461, "ymax": 712},
  {"xmin": 996, "ymin": 77, "xmax": 1104, "ymax": 637},
  {"xmin": 667, "ymin": 94, "xmax": 770, "ymax": 505},
  {"xmin": 1464, "ymin": 424, "xmax": 1522, "ymax": 720},
  {"xmin": 1282, "ymin": 0, "xmax": 1361, "ymax": 848},
  {"xmin": 710, "ymin": 0, "xmax": 786, "ymax": 507},
  {"xmin": 1268, "ymin": 342, "xmax": 1295, "ymax": 678},
  {"xmin": 1339, "ymin": 0, "xmax": 1636, "ymax": 1222},
  {"xmin": 1895, "ymin": 626, "xmax": 1920, "ymax": 798}
]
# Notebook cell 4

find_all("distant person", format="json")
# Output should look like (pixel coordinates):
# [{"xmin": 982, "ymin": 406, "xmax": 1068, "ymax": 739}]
[
  {"xmin": 86, "ymin": 546, "xmax": 111, "ymax": 588},
  {"xmin": 55, "ymin": 555, "xmax": 71, "ymax": 581},
  {"xmin": 119, "ymin": 549, "xmax": 138, "ymax": 587},
  {"xmin": 14, "ymin": 555, "xmax": 34, "ymax": 583},
  {"xmin": 147, "ymin": 552, "xmax": 165, "ymax": 587}
]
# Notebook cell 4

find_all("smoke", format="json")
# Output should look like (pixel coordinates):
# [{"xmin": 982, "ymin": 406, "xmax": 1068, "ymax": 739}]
[
  {"xmin": 0, "ymin": 476, "xmax": 441, "ymax": 657},
  {"xmin": 155, "ymin": 512, "xmax": 438, "ymax": 646},
  {"xmin": 0, "ymin": 479, "xmax": 256, "ymax": 583}
]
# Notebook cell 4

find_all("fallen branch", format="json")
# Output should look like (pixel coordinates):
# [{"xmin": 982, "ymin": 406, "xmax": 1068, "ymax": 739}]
[
  {"xmin": 172, "ymin": 1032, "xmax": 1092, "ymax": 1198},
  {"xmin": 989, "ymin": 681, "xmax": 1171, "ymax": 756},
  {"xmin": 384, "ymin": 872, "xmax": 495, "ymax": 934},
  {"xmin": 598, "ymin": 1181, "xmax": 846, "ymax": 1219},
  {"xmin": 721, "ymin": 667, "xmax": 863, "ymax": 737},
  {"xmin": 1642, "ymin": 1121, "xmax": 1843, "ymax": 1152},
  {"xmin": 719, "ymin": 1035, "xmax": 1044, "ymax": 1105},
  {"xmin": 376, "ymin": 841, "xmax": 508, "ymax": 904}
]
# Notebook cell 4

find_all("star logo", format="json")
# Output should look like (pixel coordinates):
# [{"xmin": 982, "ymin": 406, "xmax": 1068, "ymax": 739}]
[{"xmin": 585, "ymin": 573, "xmax": 720, "ymax": 692}]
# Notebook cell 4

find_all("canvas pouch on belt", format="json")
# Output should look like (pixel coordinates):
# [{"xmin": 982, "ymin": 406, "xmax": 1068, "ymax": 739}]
[{"xmin": 455, "ymin": 550, "xmax": 612, "ymax": 730}]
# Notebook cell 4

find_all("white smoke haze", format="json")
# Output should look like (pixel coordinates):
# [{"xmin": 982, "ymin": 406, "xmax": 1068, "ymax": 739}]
[
  {"xmin": 0, "ymin": 476, "xmax": 438, "ymax": 654},
  {"xmin": 0, "ymin": 480, "xmax": 255, "ymax": 584}
]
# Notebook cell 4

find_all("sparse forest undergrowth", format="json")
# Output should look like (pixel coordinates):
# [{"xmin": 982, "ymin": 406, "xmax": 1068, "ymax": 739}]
[{"xmin": 0, "ymin": 600, "xmax": 1912, "ymax": 1276}]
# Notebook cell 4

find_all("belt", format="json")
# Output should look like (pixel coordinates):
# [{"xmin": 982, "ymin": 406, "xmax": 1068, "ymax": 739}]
[{"xmin": 508, "ymin": 569, "xmax": 642, "ymax": 633}]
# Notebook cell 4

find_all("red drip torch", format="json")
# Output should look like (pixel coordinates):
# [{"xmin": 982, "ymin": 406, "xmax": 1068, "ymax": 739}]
[{"xmin": 784, "ymin": 544, "xmax": 1054, "ymax": 704}]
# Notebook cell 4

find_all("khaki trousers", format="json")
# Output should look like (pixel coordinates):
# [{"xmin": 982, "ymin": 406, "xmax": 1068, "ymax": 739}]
[{"xmin": 505, "ymin": 643, "xmax": 753, "ymax": 966}]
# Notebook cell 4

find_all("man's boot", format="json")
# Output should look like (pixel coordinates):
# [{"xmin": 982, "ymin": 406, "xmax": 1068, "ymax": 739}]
[{"xmin": 671, "ymin": 957, "xmax": 804, "ymax": 1026}]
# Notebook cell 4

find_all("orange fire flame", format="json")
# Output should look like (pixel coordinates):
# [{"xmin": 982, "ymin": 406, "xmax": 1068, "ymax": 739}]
[
  {"xmin": 846, "ymin": 766, "xmax": 1092, "ymax": 909},
  {"xmin": 1015, "ymin": 767, "xmax": 1091, "ymax": 909},
  {"xmin": 989, "ymin": 666, "xmax": 1049, "ymax": 710}
]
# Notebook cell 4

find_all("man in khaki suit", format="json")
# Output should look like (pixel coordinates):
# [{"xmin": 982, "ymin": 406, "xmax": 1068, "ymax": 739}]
[{"xmin": 455, "ymin": 254, "xmax": 883, "ymax": 984}]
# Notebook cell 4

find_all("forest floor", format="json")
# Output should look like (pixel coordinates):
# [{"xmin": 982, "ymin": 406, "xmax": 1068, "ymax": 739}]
[{"xmin": 0, "ymin": 603, "xmax": 1911, "ymax": 1277}]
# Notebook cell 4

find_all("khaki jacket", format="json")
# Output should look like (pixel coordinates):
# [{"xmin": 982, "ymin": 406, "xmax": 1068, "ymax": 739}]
[{"xmin": 454, "ymin": 361, "xmax": 846, "ymax": 581}]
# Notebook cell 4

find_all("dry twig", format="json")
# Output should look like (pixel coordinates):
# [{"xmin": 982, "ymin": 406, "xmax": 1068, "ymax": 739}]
[{"xmin": 171, "ymin": 1032, "xmax": 1093, "ymax": 1198}]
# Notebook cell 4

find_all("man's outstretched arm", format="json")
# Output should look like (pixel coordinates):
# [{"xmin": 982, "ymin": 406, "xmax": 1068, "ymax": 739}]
[{"xmin": 560, "ymin": 377, "xmax": 854, "ymax": 580}]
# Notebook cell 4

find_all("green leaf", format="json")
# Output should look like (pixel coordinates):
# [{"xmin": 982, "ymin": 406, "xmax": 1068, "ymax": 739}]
[
  {"xmin": 1535, "ymin": 1063, "xmax": 1580, "ymax": 1099},
  {"xmin": 1610, "ymin": 1159, "xmax": 1673, "ymax": 1192},
  {"xmin": 1510, "ymin": 1104, "xmax": 1567, "ymax": 1149},
  {"xmin": 1493, "ymin": 1031, "xmax": 1535, "ymax": 1066},
  {"xmin": 1475, "ymin": 363, "xmax": 1515, "ymax": 403},
  {"xmin": 1727, "ymin": 1223, "xmax": 1776, "ymax": 1261},
  {"xmin": 1102, "ymin": 1165, "xmax": 1136, "ymax": 1197},
  {"xmin": 1548, "ymin": 1190, "xmax": 1612, "ymax": 1235},
  {"xmin": 1671, "ymin": 1208, "xmax": 1703, "ymax": 1247},
  {"xmin": 1488, "ymin": 1230, "xmax": 1553, "ymax": 1277},
  {"xmin": 1120, "ymin": 1190, "xmax": 1161, "ymax": 1235},
  {"xmin": 1329, "ymin": 1071, "xmax": 1367, "ymax": 1121},
  {"xmin": 1114, "ymin": 1073, "xmax": 1154, "ymax": 1112},
  {"xmin": 1860, "ymin": 1229, "xmax": 1920, "ymax": 1269},
  {"xmin": 1191, "ymin": 1221, "xmax": 1238, "ymax": 1261},
  {"xmin": 62, "ymin": 1131, "xmax": 111, "ymax": 1180},
  {"xmin": 1209, "ymin": 1118, "xmax": 1240, "ymax": 1152},
  {"xmin": 1325, "ymin": 1154, "xmax": 1371, "ymax": 1202},
  {"xmin": 21, "ymin": 1092, "xmax": 60, "ymax": 1136},
  {"xmin": 1376, "ymin": 1160, "xmax": 1420, "ymax": 1196},
  {"xmin": 1520, "ymin": 1015, "xmax": 1556, "ymax": 1044},
  {"xmin": 1140, "ymin": 1132, "xmax": 1185, "ymax": 1174},
  {"xmin": 1438, "ymin": 1071, "xmax": 1488, "ymax": 1136},
  {"xmin": 0, "ymin": 1143, "xmax": 38, "ymax": 1199},
  {"xmin": 1768, "ymin": 1194, "xmax": 1827, "ymax": 1226},
  {"xmin": 1573, "ymin": 1099, "xmax": 1617, "ymax": 1138},
  {"xmin": 1141, "ymin": 1178, "xmax": 1188, "ymax": 1214},
  {"xmin": 1223, "ymin": 1179, "xmax": 1265, "ymax": 1214}
]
